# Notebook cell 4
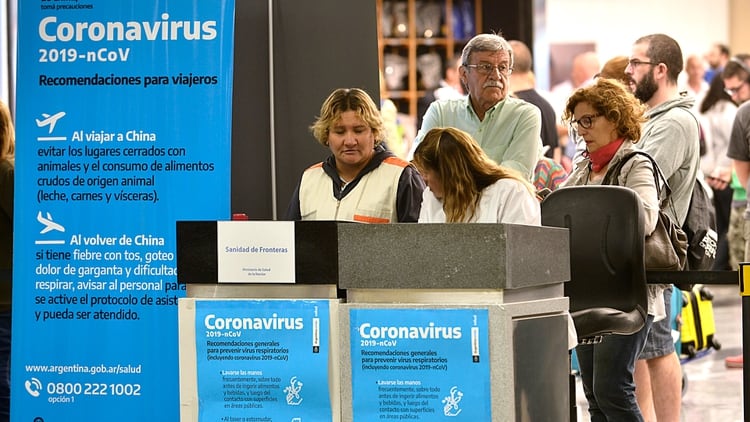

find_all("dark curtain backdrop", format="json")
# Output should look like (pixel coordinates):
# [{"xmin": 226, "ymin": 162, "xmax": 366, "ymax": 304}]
[{"xmin": 231, "ymin": 0, "xmax": 380, "ymax": 220}]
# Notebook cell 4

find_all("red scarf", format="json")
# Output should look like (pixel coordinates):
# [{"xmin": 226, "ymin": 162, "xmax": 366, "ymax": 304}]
[{"xmin": 587, "ymin": 138, "xmax": 625, "ymax": 172}]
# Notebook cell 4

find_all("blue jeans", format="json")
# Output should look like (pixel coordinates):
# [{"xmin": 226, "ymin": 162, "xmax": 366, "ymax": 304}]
[
  {"xmin": 639, "ymin": 287, "xmax": 675, "ymax": 359},
  {"xmin": 576, "ymin": 315, "xmax": 654, "ymax": 421},
  {"xmin": 0, "ymin": 311, "xmax": 9, "ymax": 422}
]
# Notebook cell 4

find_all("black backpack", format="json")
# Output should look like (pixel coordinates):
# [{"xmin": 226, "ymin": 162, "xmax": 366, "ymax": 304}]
[
  {"xmin": 682, "ymin": 178, "xmax": 717, "ymax": 271},
  {"xmin": 679, "ymin": 107, "xmax": 719, "ymax": 271},
  {"xmin": 604, "ymin": 151, "xmax": 717, "ymax": 275}
]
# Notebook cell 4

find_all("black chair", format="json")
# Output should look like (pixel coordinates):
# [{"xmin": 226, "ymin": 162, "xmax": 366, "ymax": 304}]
[{"xmin": 541, "ymin": 185, "xmax": 648, "ymax": 343}]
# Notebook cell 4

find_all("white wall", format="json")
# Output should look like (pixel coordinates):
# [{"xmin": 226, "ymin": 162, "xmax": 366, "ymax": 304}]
[{"xmin": 537, "ymin": 0, "xmax": 729, "ymax": 90}]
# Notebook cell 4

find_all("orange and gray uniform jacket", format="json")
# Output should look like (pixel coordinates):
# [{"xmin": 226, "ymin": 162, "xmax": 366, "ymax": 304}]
[{"xmin": 286, "ymin": 144, "xmax": 425, "ymax": 222}]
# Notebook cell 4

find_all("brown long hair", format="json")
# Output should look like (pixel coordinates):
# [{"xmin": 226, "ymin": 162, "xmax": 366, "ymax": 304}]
[
  {"xmin": 413, "ymin": 127, "xmax": 534, "ymax": 222},
  {"xmin": 0, "ymin": 101, "xmax": 14, "ymax": 161}
]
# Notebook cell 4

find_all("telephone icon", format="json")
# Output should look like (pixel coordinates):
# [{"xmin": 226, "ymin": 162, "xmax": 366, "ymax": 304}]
[{"xmin": 25, "ymin": 378, "xmax": 42, "ymax": 397}]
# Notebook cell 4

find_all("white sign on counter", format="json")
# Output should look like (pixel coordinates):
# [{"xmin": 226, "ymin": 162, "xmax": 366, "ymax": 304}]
[{"xmin": 217, "ymin": 221, "xmax": 296, "ymax": 283}]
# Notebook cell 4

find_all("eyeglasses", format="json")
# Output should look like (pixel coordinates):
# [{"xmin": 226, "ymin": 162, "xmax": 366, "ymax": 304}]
[
  {"xmin": 464, "ymin": 63, "xmax": 513, "ymax": 76},
  {"xmin": 628, "ymin": 58, "xmax": 657, "ymax": 68},
  {"xmin": 570, "ymin": 114, "xmax": 601, "ymax": 130},
  {"xmin": 725, "ymin": 81, "xmax": 747, "ymax": 96}
]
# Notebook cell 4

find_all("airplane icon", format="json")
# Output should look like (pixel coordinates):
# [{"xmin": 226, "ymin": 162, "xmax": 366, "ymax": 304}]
[
  {"xmin": 37, "ymin": 211, "xmax": 65, "ymax": 234},
  {"xmin": 35, "ymin": 112, "xmax": 66, "ymax": 134}
]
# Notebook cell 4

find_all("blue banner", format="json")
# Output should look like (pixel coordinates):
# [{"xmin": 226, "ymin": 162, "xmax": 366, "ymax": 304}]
[
  {"xmin": 195, "ymin": 300, "xmax": 333, "ymax": 421},
  {"xmin": 13, "ymin": 1, "xmax": 235, "ymax": 420},
  {"xmin": 349, "ymin": 308, "xmax": 492, "ymax": 420}
]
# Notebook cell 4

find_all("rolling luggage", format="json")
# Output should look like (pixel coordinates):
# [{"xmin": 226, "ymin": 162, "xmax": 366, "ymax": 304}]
[{"xmin": 681, "ymin": 284, "xmax": 721, "ymax": 358}]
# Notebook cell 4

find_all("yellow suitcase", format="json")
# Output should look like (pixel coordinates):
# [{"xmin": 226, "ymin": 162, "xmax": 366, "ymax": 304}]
[{"xmin": 681, "ymin": 284, "xmax": 721, "ymax": 358}]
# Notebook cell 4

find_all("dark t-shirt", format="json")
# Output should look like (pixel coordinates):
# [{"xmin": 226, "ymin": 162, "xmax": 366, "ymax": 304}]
[
  {"xmin": 725, "ymin": 101, "xmax": 750, "ymax": 217},
  {"xmin": 515, "ymin": 89, "xmax": 559, "ymax": 158}
]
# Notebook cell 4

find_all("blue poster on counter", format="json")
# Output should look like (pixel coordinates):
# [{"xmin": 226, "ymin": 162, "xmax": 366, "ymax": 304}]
[
  {"xmin": 13, "ymin": 1, "xmax": 235, "ymax": 420},
  {"xmin": 195, "ymin": 300, "xmax": 333, "ymax": 421},
  {"xmin": 350, "ymin": 308, "xmax": 491, "ymax": 420}
]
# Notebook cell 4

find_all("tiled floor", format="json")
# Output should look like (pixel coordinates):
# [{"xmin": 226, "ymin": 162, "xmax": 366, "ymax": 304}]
[{"xmin": 574, "ymin": 284, "xmax": 744, "ymax": 422}]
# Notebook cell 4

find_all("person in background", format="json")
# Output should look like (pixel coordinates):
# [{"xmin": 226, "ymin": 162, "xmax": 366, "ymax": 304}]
[
  {"xmin": 413, "ymin": 127, "xmax": 539, "ymax": 224},
  {"xmin": 598, "ymin": 55, "xmax": 631, "ymax": 85},
  {"xmin": 560, "ymin": 77, "xmax": 658, "ymax": 421},
  {"xmin": 285, "ymin": 88, "xmax": 425, "ymax": 222},
  {"xmin": 379, "ymin": 69, "xmax": 409, "ymax": 159},
  {"xmin": 0, "ymin": 100, "xmax": 14, "ymax": 422},
  {"xmin": 380, "ymin": 98, "xmax": 407, "ymax": 159},
  {"xmin": 704, "ymin": 43, "xmax": 731, "ymax": 84},
  {"xmin": 681, "ymin": 54, "xmax": 709, "ymax": 107},
  {"xmin": 417, "ymin": 56, "xmax": 465, "ymax": 131},
  {"xmin": 724, "ymin": 54, "xmax": 750, "ymax": 369},
  {"xmin": 722, "ymin": 54, "xmax": 750, "ymax": 106},
  {"xmin": 550, "ymin": 51, "xmax": 601, "ymax": 106},
  {"xmin": 699, "ymin": 75, "xmax": 738, "ymax": 271},
  {"xmin": 506, "ymin": 40, "xmax": 568, "ymax": 193},
  {"xmin": 533, "ymin": 153, "xmax": 568, "ymax": 195},
  {"xmin": 727, "ymin": 173, "xmax": 747, "ymax": 271},
  {"xmin": 433, "ymin": 56, "xmax": 465, "ymax": 101},
  {"xmin": 410, "ymin": 33, "xmax": 542, "ymax": 181},
  {"xmin": 509, "ymin": 39, "xmax": 560, "ymax": 163},
  {"xmin": 625, "ymin": 33, "xmax": 701, "ymax": 422},
  {"xmin": 550, "ymin": 51, "xmax": 600, "ymax": 171}
]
